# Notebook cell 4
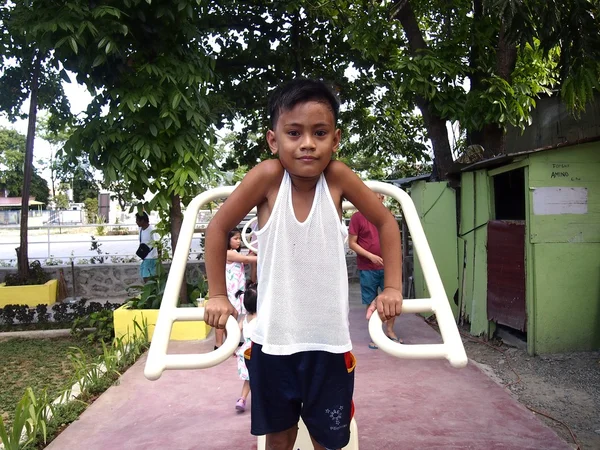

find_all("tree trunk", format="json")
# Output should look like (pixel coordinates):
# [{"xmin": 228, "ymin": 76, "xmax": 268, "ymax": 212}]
[
  {"xmin": 467, "ymin": 14, "xmax": 517, "ymax": 158},
  {"xmin": 414, "ymin": 96, "xmax": 454, "ymax": 178},
  {"xmin": 392, "ymin": 0, "xmax": 454, "ymax": 179},
  {"xmin": 170, "ymin": 194, "xmax": 188, "ymax": 304},
  {"xmin": 18, "ymin": 54, "xmax": 41, "ymax": 279}
]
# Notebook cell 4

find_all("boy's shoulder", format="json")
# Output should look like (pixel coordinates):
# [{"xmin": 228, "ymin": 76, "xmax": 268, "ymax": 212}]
[
  {"xmin": 324, "ymin": 160, "xmax": 353, "ymax": 178},
  {"xmin": 253, "ymin": 158, "xmax": 284, "ymax": 179}
]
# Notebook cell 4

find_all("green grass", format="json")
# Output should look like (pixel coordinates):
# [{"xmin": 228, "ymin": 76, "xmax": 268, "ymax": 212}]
[{"xmin": 0, "ymin": 337, "xmax": 103, "ymax": 426}]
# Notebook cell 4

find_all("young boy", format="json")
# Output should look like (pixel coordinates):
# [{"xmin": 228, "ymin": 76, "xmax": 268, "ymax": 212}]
[{"xmin": 204, "ymin": 78, "xmax": 402, "ymax": 450}]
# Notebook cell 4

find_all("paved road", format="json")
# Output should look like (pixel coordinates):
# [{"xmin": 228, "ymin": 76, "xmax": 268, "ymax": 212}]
[{"xmin": 0, "ymin": 233, "xmax": 205, "ymax": 263}]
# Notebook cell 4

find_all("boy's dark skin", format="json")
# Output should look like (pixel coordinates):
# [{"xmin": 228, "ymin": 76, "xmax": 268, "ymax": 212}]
[{"xmin": 204, "ymin": 96, "xmax": 403, "ymax": 450}]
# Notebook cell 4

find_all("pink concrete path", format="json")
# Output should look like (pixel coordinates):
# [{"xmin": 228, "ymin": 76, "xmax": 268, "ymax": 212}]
[{"xmin": 47, "ymin": 285, "xmax": 569, "ymax": 450}]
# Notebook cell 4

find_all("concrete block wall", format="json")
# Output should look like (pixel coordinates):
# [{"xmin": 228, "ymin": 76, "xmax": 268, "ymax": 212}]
[{"xmin": 0, "ymin": 256, "xmax": 358, "ymax": 300}]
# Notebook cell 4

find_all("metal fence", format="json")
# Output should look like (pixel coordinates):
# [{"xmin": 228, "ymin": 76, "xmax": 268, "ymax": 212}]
[{"xmin": 0, "ymin": 222, "xmax": 207, "ymax": 266}]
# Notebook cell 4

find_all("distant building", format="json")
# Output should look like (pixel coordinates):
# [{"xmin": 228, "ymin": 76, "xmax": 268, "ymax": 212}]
[{"xmin": 0, "ymin": 196, "xmax": 44, "ymax": 226}]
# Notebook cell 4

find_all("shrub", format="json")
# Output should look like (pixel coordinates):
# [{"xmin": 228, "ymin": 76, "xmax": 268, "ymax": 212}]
[
  {"xmin": 1, "ymin": 305, "xmax": 18, "ymax": 325},
  {"xmin": 14, "ymin": 306, "xmax": 35, "ymax": 325},
  {"xmin": 71, "ymin": 309, "xmax": 115, "ymax": 344},
  {"xmin": 35, "ymin": 304, "xmax": 50, "ymax": 323},
  {"xmin": 4, "ymin": 260, "xmax": 50, "ymax": 286}
]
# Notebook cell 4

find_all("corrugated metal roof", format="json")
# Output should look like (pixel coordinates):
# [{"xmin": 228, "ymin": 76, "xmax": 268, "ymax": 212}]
[
  {"xmin": 0, "ymin": 197, "xmax": 44, "ymax": 207},
  {"xmin": 386, "ymin": 173, "xmax": 431, "ymax": 186}
]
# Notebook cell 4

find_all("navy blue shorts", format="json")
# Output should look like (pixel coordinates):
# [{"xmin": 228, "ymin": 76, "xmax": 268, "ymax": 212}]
[{"xmin": 246, "ymin": 343, "xmax": 356, "ymax": 449}]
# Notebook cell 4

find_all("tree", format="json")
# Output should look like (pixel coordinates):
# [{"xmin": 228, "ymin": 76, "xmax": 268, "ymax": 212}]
[
  {"xmin": 196, "ymin": 0, "xmax": 430, "ymax": 172},
  {"xmin": 380, "ymin": 0, "xmax": 599, "ymax": 176},
  {"xmin": 54, "ymin": 192, "xmax": 69, "ymax": 210},
  {"xmin": 25, "ymin": 1, "xmax": 219, "ymax": 301},
  {"xmin": 0, "ymin": 127, "xmax": 50, "ymax": 205},
  {"xmin": 0, "ymin": 1, "xmax": 71, "ymax": 279},
  {"xmin": 38, "ymin": 115, "xmax": 72, "ymax": 199}
]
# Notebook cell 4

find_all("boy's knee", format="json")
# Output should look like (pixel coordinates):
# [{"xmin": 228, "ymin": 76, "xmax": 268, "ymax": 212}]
[{"xmin": 266, "ymin": 425, "xmax": 298, "ymax": 450}]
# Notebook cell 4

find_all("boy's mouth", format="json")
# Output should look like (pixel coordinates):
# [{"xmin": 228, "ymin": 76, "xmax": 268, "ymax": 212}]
[{"xmin": 299, "ymin": 156, "xmax": 317, "ymax": 161}]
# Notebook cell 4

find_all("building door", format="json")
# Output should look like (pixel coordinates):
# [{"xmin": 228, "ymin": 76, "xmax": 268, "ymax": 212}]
[
  {"xmin": 487, "ymin": 221, "xmax": 526, "ymax": 331},
  {"xmin": 487, "ymin": 168, "xmax": 527, "ymax": 332},
  {"xmin": 98, "ymin": 193, "xmax": 110, "ymax": 223}
]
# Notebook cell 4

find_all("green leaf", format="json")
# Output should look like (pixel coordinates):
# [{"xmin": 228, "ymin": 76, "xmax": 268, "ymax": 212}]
[
  {"xmin": 171, "ymin": 92, "xmax": 181, "ymax": 110},
  {"xmin": 92, "ymin": 55, "xmax": 106, "ymax": 67},
  {"xmin": 149, "ymin": 124, "xmax": 158, "ymax": 137},
  {"xmin": 69, "ymin": 37, "xmax": 78, "ymax": 54}
]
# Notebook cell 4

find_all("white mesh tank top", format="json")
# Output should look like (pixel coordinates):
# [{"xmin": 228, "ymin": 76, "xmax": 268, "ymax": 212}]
[{"xmin": 252, "ymin": 171, "xmax": 351, "ymax": 355}]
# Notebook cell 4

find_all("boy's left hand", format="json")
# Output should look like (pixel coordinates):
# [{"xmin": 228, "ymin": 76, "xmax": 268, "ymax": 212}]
[{"xmin": 366, "ymin": 287, "xmax": 403, "ymax": 321}]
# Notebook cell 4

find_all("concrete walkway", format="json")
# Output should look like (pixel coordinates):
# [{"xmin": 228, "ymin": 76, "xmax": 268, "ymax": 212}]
[{"xmin": 47, "ymin": 285, "xmax": 569, "ymax": 450}]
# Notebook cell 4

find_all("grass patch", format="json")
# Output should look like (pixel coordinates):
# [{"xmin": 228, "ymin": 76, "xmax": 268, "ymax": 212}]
[{"xmin": 0, "ymin": 337, "xmax": 102, "ymax": 427}]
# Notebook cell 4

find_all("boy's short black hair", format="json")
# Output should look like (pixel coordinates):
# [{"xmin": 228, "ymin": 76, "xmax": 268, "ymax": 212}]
[
  {"xmin": 136, "ymin": 212, "xmax": 149, "ymax": 222},
  {"xmin": 268, "ymin": 78, "xmax": 340, "ymax": 129}
]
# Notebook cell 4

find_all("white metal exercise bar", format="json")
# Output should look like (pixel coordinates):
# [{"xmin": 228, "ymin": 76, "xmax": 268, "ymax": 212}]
[{"xmin": 144, "ymin": 181, "xmax": 468, "ymax": 381}]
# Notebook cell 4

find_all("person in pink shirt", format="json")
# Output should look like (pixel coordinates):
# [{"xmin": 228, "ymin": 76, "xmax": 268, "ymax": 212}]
[{"xmin": 349, "ymin": 194, "xmax": 401, "ymax": 349}]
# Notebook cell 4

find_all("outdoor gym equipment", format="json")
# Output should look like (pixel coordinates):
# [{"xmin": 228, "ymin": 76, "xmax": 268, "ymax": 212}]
[{"xmin": 144, "ymin": 181, "xmax": 468, "ymax": 449}]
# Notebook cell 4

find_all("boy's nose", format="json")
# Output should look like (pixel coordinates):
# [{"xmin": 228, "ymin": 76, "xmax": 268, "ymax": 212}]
[{"xmin": 300, "ymin": 134, "xmax": 316, "ymax": 150}]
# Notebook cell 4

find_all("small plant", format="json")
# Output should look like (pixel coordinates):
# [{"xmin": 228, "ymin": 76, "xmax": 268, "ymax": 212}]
[
  {"xmin": 1, "ymin": 304, "xmax": 18, "ymax": 325},
  {"xmin": 4, "ymin": 260, "xmax": 50, "ymax": 286},
  {"xmin": 44, "ymin": 256, "xmax": 65, "ymax": 266},
  {"xmin": 95, "ymin": 215, "xmax": 107, "ymax": 236},
  {"xmin": 51, "ymin": 302, "xmax": 73, "ymax": 323},
  {"xmin": 187, "ymin": 274, "xmax": 209, "ymax": 306},
  {"xmin": 35, "ymin": 304, "xmax": 50, "ymax": 323},
  {"xmin": 14, "ymin": 306, "xmax": 35, "ymax": 325},
  {"xmin": 0, "ymin": 387, "xmax": 52, "ymax": 450},
  {"xmin": 71, "ymin": 309, "xmax": 115, "ymax": 344},
  {"xmin": 126, "ymin": 263, "xmax": 167, "ymax": 310},
  {"xmin": 89, "ymin": 236, "xmax": 106, "ymax": 264}
]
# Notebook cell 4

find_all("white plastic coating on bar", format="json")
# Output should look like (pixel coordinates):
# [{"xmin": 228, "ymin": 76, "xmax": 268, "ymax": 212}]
[
  {"xmin": 241, "ymin": 216, "xmax": 259, "ymax": 253},
  {"xmin": 364, "ymin": 181, "xmax": 467, "ymax": 368},
  {"xmin": 144, "ymin": 186, "xmax": 241, "ymax": 381},
  {"xmin": 144, "ymin": 181, "xmax": 468, "ymax": 381}
]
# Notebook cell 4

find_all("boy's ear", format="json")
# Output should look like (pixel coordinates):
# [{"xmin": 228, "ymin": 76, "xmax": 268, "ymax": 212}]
[
  {"xmin": 266, "ymin": 130, "xmax": 278, "ymax": 155},
  {"xmin": 332, "ymin": 128, "xmax": 341, "ymax": 153}
]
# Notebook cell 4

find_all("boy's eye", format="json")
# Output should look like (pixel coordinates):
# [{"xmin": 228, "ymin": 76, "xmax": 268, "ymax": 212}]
[
  {"xmin": 287, "ymin": 130, "xmax": 300, "ymax": 137},
  {"xmin": 315, "ymin": 130, "xmax": 327, "ymax": 137}
]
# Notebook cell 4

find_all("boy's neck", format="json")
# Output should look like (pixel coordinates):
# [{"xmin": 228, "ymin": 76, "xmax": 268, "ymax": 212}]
[{"xmin": 289, "ymin": 173, "xmax": 320, "ymax": 193}]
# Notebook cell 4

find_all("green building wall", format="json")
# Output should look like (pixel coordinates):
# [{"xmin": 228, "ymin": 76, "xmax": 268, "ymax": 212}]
[
  {"xmin": 410, "ymin": 181, "xmax": 459, "ymax": 317},
  {"xmin": 458, "ymin": 142, "xmax": 600, "ymax": 354},
  {"xmin": 457, "ymin": 171, "xmax": 493, "ymax": 336},
  {"xmin": 527, "ymin": 143, "xmax": 600, "ymax": 353}
]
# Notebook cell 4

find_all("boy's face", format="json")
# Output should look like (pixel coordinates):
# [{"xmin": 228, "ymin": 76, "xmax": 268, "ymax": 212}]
[{"xmin": 266, "ymin": 101, "xmax": 340, "ymax": 180}]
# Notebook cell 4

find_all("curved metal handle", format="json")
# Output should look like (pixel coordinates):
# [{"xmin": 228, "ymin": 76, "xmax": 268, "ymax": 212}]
[
  {"xmin": 369, "ymin": 313, "xmax": 467, "ymax": 368},
  {"xmin": 144, "ymin": 309, "xmax": 241, "ymax": 380},
  {"xmin": 241, "ymin": 216, "xmax": 259, "ymax": 253}
]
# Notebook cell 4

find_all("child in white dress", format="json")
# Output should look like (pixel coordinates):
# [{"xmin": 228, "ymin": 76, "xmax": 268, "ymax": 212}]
[
  {"xmin": 235, "ymin": 282, "xmax": 257, "ymax": 412},
  {"xmin": 215, "ymin": 229, "xmax": 257, "ymax": 350}
]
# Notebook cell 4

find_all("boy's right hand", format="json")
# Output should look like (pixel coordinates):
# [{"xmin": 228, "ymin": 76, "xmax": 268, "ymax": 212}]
[
  {"xmin": 367, "ymin": 253, "xmax": 384, "ymax": 266},
  {"xmin": 204, "ymin": 295, "xmax": 237, "ymax": 329}
]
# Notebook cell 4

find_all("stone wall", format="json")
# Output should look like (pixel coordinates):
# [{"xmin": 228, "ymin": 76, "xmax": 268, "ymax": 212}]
[{"xmin": 0, "ymin": 256, "xmax": 358, "ymax": 300}]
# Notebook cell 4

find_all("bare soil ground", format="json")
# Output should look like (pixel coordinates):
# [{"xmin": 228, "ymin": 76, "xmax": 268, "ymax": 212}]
[{"xmin": 462, "ymin": 332, "xmax": 600, "ymax": 450}]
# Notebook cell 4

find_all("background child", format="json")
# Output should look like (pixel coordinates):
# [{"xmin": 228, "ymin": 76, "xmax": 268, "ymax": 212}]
[
  {"xmin": 214, "ymin": 228, "xmax": 257, "ymax": 349},
  {"xmin": 234, "ymin": 281, "xmax": 258, "ymax": 413}
]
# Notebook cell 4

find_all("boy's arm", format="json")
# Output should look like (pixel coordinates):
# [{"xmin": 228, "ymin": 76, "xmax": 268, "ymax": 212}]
[
  {"xmin": 204, "ymin": 160, "xmax": 281, "ymax": 329},
  {"xmin": 328, "ymin": 161, "xmax": 402, "ymax": 319}
]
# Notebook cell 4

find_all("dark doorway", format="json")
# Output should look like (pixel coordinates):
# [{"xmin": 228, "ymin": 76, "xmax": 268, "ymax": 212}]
[
  {"xmin": 493, "ymin": 168, "xmax": 525, "ymax": 220},
  {"xmin": 487, "ymin": 168, "xmax": 527, "ymax": 333}
]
